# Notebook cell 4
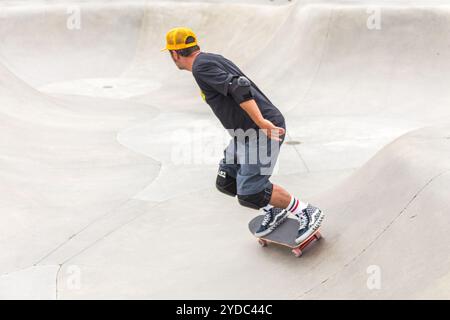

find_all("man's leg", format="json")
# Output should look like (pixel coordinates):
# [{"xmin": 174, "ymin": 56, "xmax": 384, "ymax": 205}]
[
  {"xmin": 258, "ymin": 130, "xmax": 324, "ymax": 231},
  {"xmin": 216, "ymin": 168, "xmax": 237, "ymax": 197},
  {"xmin": 215, "ymin": 140, "xmax": 239, "ymax": 198},
  {"xmin": 236, "ymin": 182, "xmax": 290, "ymax": 237},
  {"xmin": 269, "ymin": 184, "xmax": 293, "ymax": 208},
  {"xmin": 269, "ymin": 183, "xmax": 324, "ymax": 243},
  {"xmin": 236, "ymin": 130, "xmax": 323, "ymax": 240},
  {"xmin": 233, "ymin": 132, "xmax": 290, "ymax": 236},
  {"xmin": 270, "ymin": 184, "xmax": 309, "ymax": 214},
  {"xmin": 235, "ymin": 142, "xmax": 290, "ymax": 237}
]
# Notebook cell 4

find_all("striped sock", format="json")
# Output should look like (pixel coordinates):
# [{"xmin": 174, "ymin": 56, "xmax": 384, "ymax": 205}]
[{"xmin": 286, "ymin": 196, "xmax": 308, "ymax": 216}]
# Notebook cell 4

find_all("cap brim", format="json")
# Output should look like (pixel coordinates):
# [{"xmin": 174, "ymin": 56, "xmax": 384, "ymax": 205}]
[{"xmin": 161, "ymin": 42, "xmax": 198, "ymax": 52}]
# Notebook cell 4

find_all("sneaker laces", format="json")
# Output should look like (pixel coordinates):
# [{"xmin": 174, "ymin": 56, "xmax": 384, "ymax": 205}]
[
  {"xmin": 304, "ymin": 204, "xmax": 315, "ymax": 216},
  {"xmin": 298, "ymin": 213, "xmax": 308, "ymax": 230},
  {"xmin": 261, "ymin": 209, "xmax": 273, "ymax": 226}
]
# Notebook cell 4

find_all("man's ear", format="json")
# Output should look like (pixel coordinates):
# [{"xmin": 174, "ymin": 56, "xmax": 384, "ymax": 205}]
[{"xmin": 170, "ymin": 50, "xmax": 179, "ymax": 60}]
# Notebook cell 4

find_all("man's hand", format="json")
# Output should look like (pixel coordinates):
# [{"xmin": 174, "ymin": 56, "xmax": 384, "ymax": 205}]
[{"xmin": 258, "ymin": 119, "xmax": 285, "ymax": 142}]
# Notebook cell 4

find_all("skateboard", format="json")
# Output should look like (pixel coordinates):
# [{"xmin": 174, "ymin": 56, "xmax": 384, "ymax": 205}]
[{"xmin": 248, "ymin": 216, "xmax": 322, "ymax": 257}]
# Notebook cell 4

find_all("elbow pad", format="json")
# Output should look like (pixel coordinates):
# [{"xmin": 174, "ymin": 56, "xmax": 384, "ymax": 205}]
[{"xmin": 228, "ymin": 76, "xmax": 254, "ymax": 104}]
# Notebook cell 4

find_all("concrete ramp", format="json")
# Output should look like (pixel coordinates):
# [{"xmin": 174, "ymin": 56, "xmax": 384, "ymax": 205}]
[
  {"xmin": 307, "ymin": 126, "xmax": 450, "ymax": 299},
  {"xmin": 0, "ymin": 0, "xmax": 449, "ymax": 299}
]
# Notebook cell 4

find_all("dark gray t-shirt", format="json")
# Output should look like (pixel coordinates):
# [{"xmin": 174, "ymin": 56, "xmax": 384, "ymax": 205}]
[{"xmin": 192, "ymin": 52, "xmax": 285, "ymax": 132}]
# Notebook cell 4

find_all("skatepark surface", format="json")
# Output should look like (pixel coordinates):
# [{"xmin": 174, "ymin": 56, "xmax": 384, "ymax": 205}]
[{"xmin": 0, "ymin": 0, "xmax": 449, "ymax": 299}]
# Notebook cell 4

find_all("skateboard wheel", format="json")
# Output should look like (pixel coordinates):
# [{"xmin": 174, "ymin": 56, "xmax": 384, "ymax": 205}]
[
  {"xmin": 292, "ymin": 248, "xmax": 302, "ymax": 257},
  {"xmin": 258, "ymin": 239, "xmax": 268, "ymax": 247},
  {"xmin": 315, "ymin": 232, "xmax": 322, "ymax": 240}
]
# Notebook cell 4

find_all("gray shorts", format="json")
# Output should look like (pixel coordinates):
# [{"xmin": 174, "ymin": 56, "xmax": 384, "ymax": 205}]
[{"xmin": 218, "ymin": 130, "xmax": 284, "ymax": 196}]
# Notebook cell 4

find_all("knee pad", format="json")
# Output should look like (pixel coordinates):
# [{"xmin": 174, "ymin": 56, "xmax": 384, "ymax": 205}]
[
  {"xmin": 237, "ymin": 186, "xmax": 273, "ymax": 210},
  {"xmin": 216, "ymin": 170, "xmax": 237, "ymax": 197}
]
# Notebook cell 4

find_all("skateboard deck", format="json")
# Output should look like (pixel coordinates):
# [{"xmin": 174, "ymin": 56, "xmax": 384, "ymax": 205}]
[{"xmin": 248, "ymin": 216, "xmax": 322, "ymax": 257}]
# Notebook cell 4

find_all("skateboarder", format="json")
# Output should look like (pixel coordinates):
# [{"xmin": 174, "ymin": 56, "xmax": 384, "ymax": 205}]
[{"xmin": 164, "ymin": 27, "xmax": 324, "ymax": 243}]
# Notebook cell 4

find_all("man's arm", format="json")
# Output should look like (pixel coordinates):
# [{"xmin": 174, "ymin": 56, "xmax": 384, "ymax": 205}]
[
  {"xmin": 194, "ymin": 64, "xmax": 285, "ymax": 140},
  {"xmin": 228, "ymin": 76, "xmax": 285, "ymax": 141},
  {"xmin": 240, "ymin": 99, "xmax": 285, "ymax": 141}
]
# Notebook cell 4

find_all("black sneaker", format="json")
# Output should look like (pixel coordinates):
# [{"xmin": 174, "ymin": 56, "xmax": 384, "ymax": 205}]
[
  {"xmin": 295, "ymin": 204, "xmax": 324, "ymax": 244},
  {"xmin": 255, "ymin": 207, "xmax": 289, "ymax": 237}
]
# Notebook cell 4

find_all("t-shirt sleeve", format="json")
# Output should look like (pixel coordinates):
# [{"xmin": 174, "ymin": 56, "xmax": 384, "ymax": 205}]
[{"xmin": 193, "ymin": 61, "xmax": 234, "ymax": 96}]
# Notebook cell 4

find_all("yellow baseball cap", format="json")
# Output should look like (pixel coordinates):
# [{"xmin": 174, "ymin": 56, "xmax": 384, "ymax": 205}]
[{"xmin": 162, "ymin": 27, "xmax": 198, "ymax": 51}]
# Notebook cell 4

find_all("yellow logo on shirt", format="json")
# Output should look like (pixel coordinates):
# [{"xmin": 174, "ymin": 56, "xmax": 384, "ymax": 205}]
[{"xmin": 200, "ymin": 90, "xmax": 206, "ymax": 102}]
